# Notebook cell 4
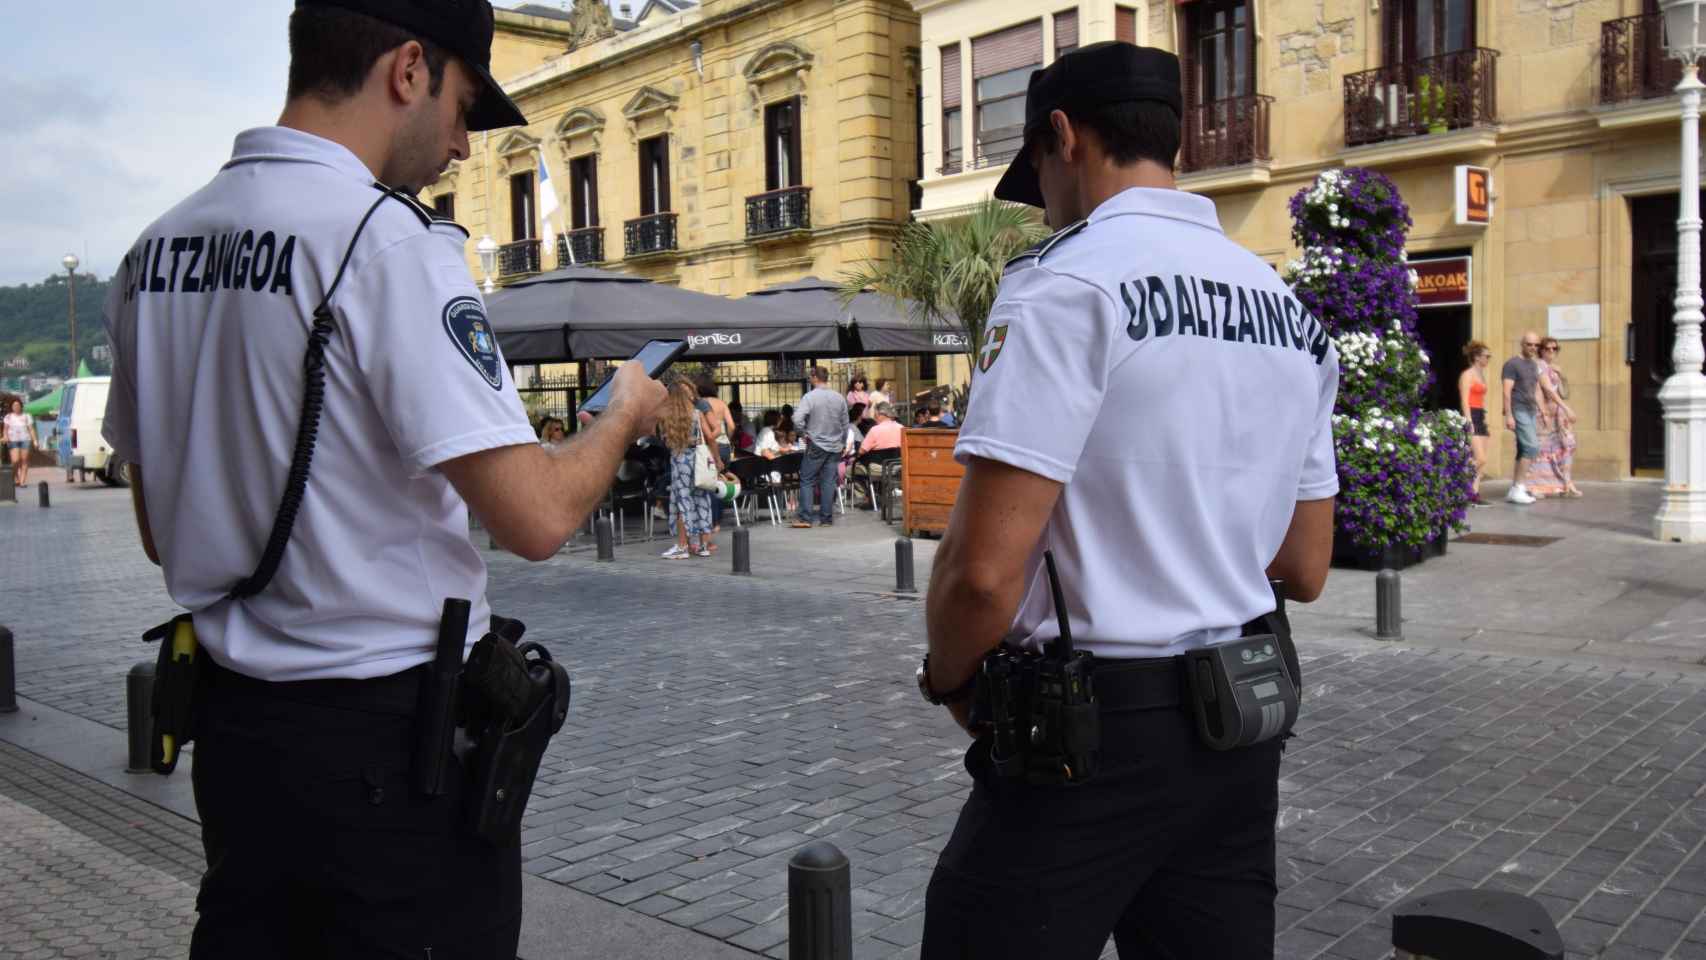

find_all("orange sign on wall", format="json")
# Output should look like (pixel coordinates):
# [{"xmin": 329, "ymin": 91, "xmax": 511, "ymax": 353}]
[
  {"xmin": 1410, "ymin": 256, "xmax": 1472, "ymax": 308},
  {"xmin": 1455, "ymin": 165, "xmax": 1492, "ymax": 225}
]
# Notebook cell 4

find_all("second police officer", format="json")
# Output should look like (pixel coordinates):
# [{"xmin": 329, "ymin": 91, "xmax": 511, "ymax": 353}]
[
  {"xmin": 102, "ymin": 0, "xmax": 666, "ymax": 955},
  {"xmin": 917, "ymin": 43, "xmax": 1339, "ymax": 957}
]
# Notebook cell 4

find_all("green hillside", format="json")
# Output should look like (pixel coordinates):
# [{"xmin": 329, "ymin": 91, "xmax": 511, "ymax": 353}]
[{"xmin": 0, "ymin": 273, "xmax": 112, "ymax": 382}]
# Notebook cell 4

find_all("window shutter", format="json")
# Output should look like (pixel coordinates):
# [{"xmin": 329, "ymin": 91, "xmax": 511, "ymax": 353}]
[
  {"xmin": 588, "ymin": 159, "xmax": 599, "ymax": 227},
  {"xmin": 941, "ymin": 44, "xmax": 961, "ymax": 108},
  {"xmin": 972, "ymin": 20, "xmax": 1043, "ymax": 79},
  {"xmin": 638, "ymin": 145, "xmax": 653, "ymax": 217},
  {"xmin": 765, "ymin": 104, "xmax": 780, "ymax": 190},
  {"xmin": 1115, "ymin": 6, "xmax": 1137, "ymax": 44},
  {"xmin": 658, "ymin": 138, "xmax": 672, "ymax": 213},
  {"xmin": 787, "ymin": 97, "xmax": 803, "ymax": 187},
  {"xmin": 1053, "ymin": 11, "xmax": 1078, "ymax": 56},
  {"xmin": 1180, "ymin": 7, "xmax": 1200, "ymax": 107}
]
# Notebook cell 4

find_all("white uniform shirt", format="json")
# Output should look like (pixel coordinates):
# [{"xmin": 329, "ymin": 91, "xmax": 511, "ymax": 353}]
[
  {"xmin": 956, "ymin": 188, "xmax": 1339, "ymax": 659},
  {"xmin": 103, "ymin": 127, "xmax": 537, "ymax": 681}
]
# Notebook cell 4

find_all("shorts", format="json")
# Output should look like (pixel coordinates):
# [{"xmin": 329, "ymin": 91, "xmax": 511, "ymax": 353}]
[
  {"xmin": 5, "ymin": 441, "xmax": 27, "ymax": 452},
  {"xmin": 1469, "ymin": 408, "xmax": 1488, "ymax": 437},
  {"xmin": 1512, "ymin": 408, "xmax": 1539, "ymax": 459}
]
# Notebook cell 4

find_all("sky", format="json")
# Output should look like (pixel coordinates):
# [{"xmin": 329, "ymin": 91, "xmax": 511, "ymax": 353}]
[{"xmin": 0, "ymin": 1, "xmax": 594, "ymax": 287}]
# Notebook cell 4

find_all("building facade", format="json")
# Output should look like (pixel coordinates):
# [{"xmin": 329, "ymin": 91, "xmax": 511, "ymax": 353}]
[{"xmin": 915, "ymin": 0, "xmax": 1686, "ymax": 481}]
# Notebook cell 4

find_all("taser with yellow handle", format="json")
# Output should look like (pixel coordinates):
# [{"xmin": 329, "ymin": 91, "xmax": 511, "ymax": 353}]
[{"xmin": 147, "ymin": 614, "xmax": 199, "ymax": 775}]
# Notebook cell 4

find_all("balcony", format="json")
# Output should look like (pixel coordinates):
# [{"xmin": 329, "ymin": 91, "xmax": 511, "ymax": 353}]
[
  {"xmin": 556, "ymin": 227, "xmax": 604, "ymax": 266},
  {"xmin": 1180, "ymin": 94, "xmax": 1274, "ymax": 175},
  {"xmin": 1602, "ymin": 12, "xmax": 1681, "ymax": 108},
  {"xmin": 498, "ymin": 238, "xmax": 541, "ymax": 277},
  {"xmin": 1343, "ymin": 47, "xmax": 1499, "ymax": 148},
  {"xmin": 624, "ymin": 213, "xmax": 679, "ymax": 258},
  {"xmin": 745, "ymin": 186, "xmax": 812, "ymax": 239}
]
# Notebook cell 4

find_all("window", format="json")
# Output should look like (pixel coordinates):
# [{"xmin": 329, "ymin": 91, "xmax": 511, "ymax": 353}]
[
  {"xmin": 509, "ymin": 171, "xmax": 536, "ymax": 241},
  {"xmin": 1115, "ymin": 6, "xmax": 1137, "ymax": 45},
  {"xmin": 764, "ymin": 98, "xmax": 803, "ymax": 191},
  {"xmin": 1387, "ymin": 0, "xmax": 1474, "ymax": 62},
  {"xmin": 1184, "ymin": 0, "xmax": 1253, "ymax": 107},
  {"xmin": 941, "ymin": 43, "xmax": 963, "ymax": 173},
  {"xmin": 638, "ymin": 136, "xmax": 670, "ymax": 215},
  {"xmin": 432, "ymin": 193, "xmax": 455, "ymax": 220},
  {"xmin": 1054, "ymin": 10, "xmax": 1078, "ymax": 59},
  {"xmin": 971, "ymin": 22, "xmax": 1042, "ymax": 166},
  {"xmin": 569, "ymin": 155, "xmax": 599, "ymax": 229}
]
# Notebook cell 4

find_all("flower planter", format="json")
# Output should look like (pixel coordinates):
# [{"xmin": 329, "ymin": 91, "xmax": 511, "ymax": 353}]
[
  {"xmin": 900, "ymin": 427, "xmax": 962, "ymax": 538},
  {"xmin": 1331, "ymin": 528, "xmax": 1449, "ymax": 571}
]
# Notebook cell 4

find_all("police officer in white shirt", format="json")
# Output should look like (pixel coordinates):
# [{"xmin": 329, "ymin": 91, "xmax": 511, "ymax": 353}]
[
  {"xmin": 102, "ymin": 2, "xmax": 665, "ymax": 955},
  {"xmin": 917, "ymin": 43, "xmax": 1338, "ymax": 958}
]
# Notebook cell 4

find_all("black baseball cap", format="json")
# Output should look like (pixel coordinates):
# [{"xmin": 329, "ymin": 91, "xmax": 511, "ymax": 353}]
[
  {"xmin": 296, "ymin": 0, "xmax": 528, "ymax": 131},
  {"xmin": 992, "ymin": 42, "xmax": 1182, "ymax": 209}
]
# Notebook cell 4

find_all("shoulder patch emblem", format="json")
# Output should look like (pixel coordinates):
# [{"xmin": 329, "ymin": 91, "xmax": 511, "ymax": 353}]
[
  {"xmin": 978, "ymin": 324, "xmax": 1009, "ymax": 373},
  {"xmin": 443, "ymin": 296, "xmax": 504, "ymax": 390}
]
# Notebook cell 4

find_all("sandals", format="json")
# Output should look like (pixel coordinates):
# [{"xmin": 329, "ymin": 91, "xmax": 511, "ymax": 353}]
[{"xmin": 791, "ymin": 520, "xmax": 813, "ymax": 529}]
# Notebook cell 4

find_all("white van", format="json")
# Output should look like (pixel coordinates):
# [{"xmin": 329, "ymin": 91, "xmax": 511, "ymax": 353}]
[{"xmin": 53, "ymin": 376, "xmax": 126, "ymax": 487}]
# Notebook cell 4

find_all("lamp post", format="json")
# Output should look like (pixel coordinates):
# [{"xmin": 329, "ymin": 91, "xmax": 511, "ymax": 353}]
[
  {"xmin": 476, "ymin": 235, "xmax": 498, "ymax": 294},
  {"xmin": 1656, "ymin": 0, "xmax": 1706, "ymax": 541},
  {"xmin": 61, "ymin": 254, "xmax": 79, "ymax": 379}
]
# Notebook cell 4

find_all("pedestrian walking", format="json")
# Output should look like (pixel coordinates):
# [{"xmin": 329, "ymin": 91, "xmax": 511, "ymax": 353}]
[
  {"xmin": 4, "ymin": 399, "xmax": 37, "ymax": 487},
  {"xmin": 1458, "ymin": 340, "xmax": 1491, "ymax": 504},
  {"xmin": 98, "ymin": 3, "xmax": 665, "ymax": 954},
  {"xmin": 695, "ymin": 374, "xmax": 734, "ymax": 532},
  {"xmin": 661, "ymin": 381, "xmax": 715, "ymax": 559},
  {"xmin": 789, "ymin": 366, "xmax": 849, "ymax": 528},
  {"xmin": 1523, "ymin": 337, "xmax": 1581, "ymax": 498},
  {"xmin": 917, "ymin": 42, "xmax": 1337, "ymax": 959},
  {"xmin": 1502, "ymin": 331, "xmax": 1545, "ymax": 504}
]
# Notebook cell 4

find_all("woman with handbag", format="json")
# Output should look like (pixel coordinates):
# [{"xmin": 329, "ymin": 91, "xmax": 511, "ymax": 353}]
[{"xmin": 661, "ymin": 381, "xmax": 719, "ymax": 559}]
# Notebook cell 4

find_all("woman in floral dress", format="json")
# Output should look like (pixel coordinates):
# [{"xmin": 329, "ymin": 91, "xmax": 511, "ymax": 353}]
[
  {"xmin": 660, "ymin": 381, "xmax": 716, "ymax": 559},
  {"xmin": 1522, "ymin": 338, "xmax": 1581, "ymax": 498}
]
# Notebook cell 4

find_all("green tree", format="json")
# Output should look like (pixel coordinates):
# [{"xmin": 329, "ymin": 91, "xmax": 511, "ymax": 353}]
[
  {"xmin": 839, "ymin": 198, "xmax": 1047, "ymax": 413},
  {"xmin": 0, "ymin": 272, "xmax": 111, "ymax": 375}
]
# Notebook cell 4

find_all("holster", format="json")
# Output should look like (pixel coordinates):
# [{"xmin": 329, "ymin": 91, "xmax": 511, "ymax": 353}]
[
  {"xmin": 973, "ymin": 644, "xmax": 1099, "ymax": 786},
  {"xmin": 457, "ymin": 629, "xmax": 571, "ymax": 846},
  {"xmin": 141, "ymin": 614, "xmax": 200, "ymax": 775}
]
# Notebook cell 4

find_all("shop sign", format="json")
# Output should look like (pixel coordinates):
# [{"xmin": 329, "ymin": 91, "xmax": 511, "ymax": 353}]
[
  {"xmin": 1455, "ymin": 165, "xmax": 1492, "ymax": 225},
  {"xmin": 1548, "ymin": 303, "xmax": 1601, "ymax": 341},
  {"xmin": 1410, "ymin": 256, "xmax": 1472, "ymax": 308}
]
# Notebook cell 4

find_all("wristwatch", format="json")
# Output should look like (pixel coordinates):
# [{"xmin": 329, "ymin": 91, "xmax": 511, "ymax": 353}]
[{"xmin": 916, "ymin": 655, "xmax": 976, "ymax": 706}]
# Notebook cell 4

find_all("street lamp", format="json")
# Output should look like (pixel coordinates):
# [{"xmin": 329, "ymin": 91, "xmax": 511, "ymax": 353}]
[
  {"xmin": 476, "ymin": 235, "xmax": 498, "ymax": 294},
  {"xmin": 61, "ymin": 254, "xmax": 79, "ymax": 380},
  {"xmin": 1655, "ymin": 0, "xmax": 1706, "ymax": 540}
]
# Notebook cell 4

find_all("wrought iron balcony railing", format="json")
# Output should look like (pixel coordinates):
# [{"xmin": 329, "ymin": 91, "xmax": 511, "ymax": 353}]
[
  {"xmin": 498, "ymin": 238, "xmax": 541, "ymax": 277},
  {"xmin": 556, "ymin": 227, "xmax": 604, "ymax": 266},
  {"xmin": 1601, "ymin": 12, "xmax": 1681, "ymax": 106},
  {"xmin": 624, "ymin": 213, "xmax": 679, "ymax": 257},
  {"xmin": 1343, "ymin": 47, "xmax": 1499, "ymax": 148},
  {"xmin": 745, "ymin": 186, "xmax": 812, "ymax": 238},
  {"xmin": 1179, "ymin": 94, "xmax": 1274, "ymax": 174}
]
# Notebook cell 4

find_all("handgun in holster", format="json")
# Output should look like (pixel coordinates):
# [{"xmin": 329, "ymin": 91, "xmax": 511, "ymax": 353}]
[
  {"xmin": 456, "ymin": 616, "xmax": 571, "ymax": 846},
  {"xmin": 141, "ymin": 614, "xmax": 199, "ymax": 775}
]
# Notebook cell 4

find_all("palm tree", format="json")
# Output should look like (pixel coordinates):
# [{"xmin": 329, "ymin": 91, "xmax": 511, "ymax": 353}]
[{"xmin": 840, "ymin": 198, "xmax": 1047, "ymax": 413}]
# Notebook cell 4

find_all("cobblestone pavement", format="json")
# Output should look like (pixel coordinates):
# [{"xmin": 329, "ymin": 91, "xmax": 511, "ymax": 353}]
[{"xmin": 6, "ymin": 485, "xmax": 1706, "ymax": 958}]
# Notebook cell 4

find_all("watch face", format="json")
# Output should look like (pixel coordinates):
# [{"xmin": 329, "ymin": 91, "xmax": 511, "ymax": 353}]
[{"xmin": 916, "ymin": 659, "xmax": 933, "ymax": 703}]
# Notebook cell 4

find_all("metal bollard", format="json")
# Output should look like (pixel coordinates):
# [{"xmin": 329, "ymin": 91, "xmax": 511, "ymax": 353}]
[
  {"xmin": 1376, "ymin": 568, "xmax": 1402, "ymax": 642},
  {"xmin": 0, "ymin": 465, "xmax": 14, "ymax": 503},
  {"xmin": 895, "ymin": 538, "xmax": 916, "ymax": 594},
  {"xmin": 126, "ymin": 661, "xmax": 155, "ymax": 773},
  {"xmin": 37, "ymin": 482, "xmax": 49, "ymax": 508},
  {"xmin": 595, "ymin": 516, "xmax": 615, "ymax": 562},
  {"xmin": 1393, "ymin": 888, "xmax": 1562, "ymax": 960},
  {"xmin": 0, "ymin": 626, "xmax": 16, "ymax": 714},
  {"xmin": 731, "ymin": 527, "xmax": 751, "ymax": 575},
  {"xmin": 788, "ymin": 841, "xmax": 852, "ymax": 960}
]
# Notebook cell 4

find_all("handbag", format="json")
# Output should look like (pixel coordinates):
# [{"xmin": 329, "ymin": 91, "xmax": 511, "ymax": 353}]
[{"xmin": 692, "ymin": 422, "xmax": 720, "ymax": 492}]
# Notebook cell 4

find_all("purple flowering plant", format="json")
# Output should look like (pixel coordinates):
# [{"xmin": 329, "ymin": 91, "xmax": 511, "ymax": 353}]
[{"xmin": 1286, "ymin": 169, "xmax": 1475, "ymax": 552}]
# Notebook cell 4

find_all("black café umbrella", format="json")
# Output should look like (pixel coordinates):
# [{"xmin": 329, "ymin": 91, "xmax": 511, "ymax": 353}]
[
  {"xmin": 744, "ymin": 276, "xmax": 968, "ymax": 355},
  {"xmin": 485, "ymin": 265, "xmax": 838, "ymax": 361}
]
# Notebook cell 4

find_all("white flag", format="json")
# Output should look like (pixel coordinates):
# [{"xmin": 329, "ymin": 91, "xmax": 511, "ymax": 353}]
[{"xmin": 538, "ymin": 154, "xmax": 563, "ymax": 262}]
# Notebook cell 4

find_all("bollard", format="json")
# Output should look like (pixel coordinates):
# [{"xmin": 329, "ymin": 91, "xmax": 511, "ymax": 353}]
[
  {"xmin": 595, "ymin": 515, "xmax": 615, "ymax": 562},
  {"xmin": 126, "ymin": 661, "xmax": 155, "ymax": 773},
  {"xmin": 788, "ymin": 842, "xmax": 851, "ymax": 960},
  {"xmin": 895, "ymin": 538, "xmax": 916, "ymax": 594},
  {"xmin": 731, "ymin": 527, "xmax": 751, "ymax": 575},
  {"xmin": 0, "ymin": 627, "xmax": 16, "ymax": 714},
  {"xmin": 0, "ymin": 465, "xmax": 14, "ymax": 504},
  {"xmin": 1392, "ymin": 889, "xmax": 1562, "ymax": 960},
  {"xmin": 38, "ymin": 482, "xmax": 49, "ymax": 508},
  {"xmin": 1375, "ymin": 569, "xmax": 1402, "ymax": 642}
]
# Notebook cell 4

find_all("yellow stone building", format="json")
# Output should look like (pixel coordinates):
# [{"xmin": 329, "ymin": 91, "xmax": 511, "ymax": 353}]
[
  {"xmin": 430, "ymin": 0, "xmax": 938, "ymax": 402},
  {"xmin": 916, "ymin": 0, "xmax": 1688, "ymax": 480}
]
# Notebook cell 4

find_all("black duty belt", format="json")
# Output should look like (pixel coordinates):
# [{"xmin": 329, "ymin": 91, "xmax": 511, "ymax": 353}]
[
  {"xmin": 202, "ymin": 657, "xmax": 427, "ymax": 716},
  {"xmin": 1089, "ymin": 657, "xmax": 1186, "ymax": 712}
]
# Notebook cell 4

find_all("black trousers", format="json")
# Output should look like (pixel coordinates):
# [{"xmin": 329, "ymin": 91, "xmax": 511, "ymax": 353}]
[
  {"xmin": 921, "ymin": 703, "xmax": 1283, "ymax": 959},
  {"xmin": 188, "ymin": 660, "xmax": 522, "ymax": 959}
]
